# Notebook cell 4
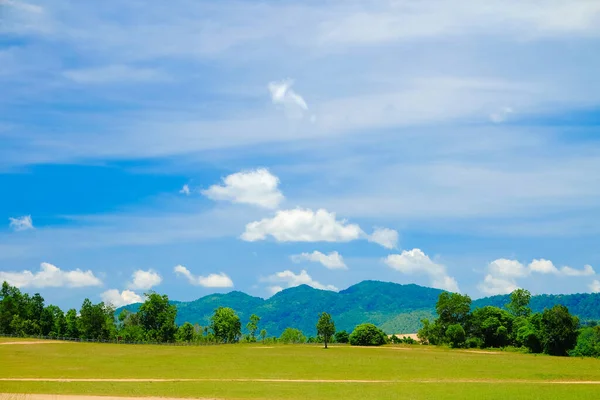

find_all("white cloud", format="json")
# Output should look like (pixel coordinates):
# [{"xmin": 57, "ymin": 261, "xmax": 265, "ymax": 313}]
[
  {"xmin": 263, "ymin": 269, "xmax": 338, "ymax": 293},
  {"xmin": 0, "ymin": 262, "xmax": 102, "ymax": 288},
  {"xmin": 291, "ymin": 250, "xmax": 347, "ymax": 270},
  {"xmin": 590, "ymin": 280, "xmax": 600, "ymax": 293},
  {"xmin": 128, "ymin": 269, "xmax": 162, "ymax": 290},
  {"xmin": 174, "ymin": 265, "xmax": 234, "ymax": 288},
  {"xmin": 368, "ymin": 227, "xmax": 399, "ymax": 249},
  {"xmin": 9, "ymin": 215, "xmax": 34, "ymax": 231},
  {"xmin": 489, "ymin": 107, "xmax": 514, "ymax": 123},
  {"xmin": 478, "ymin": 258, "xmax": 597, "ymax": 295},
  {"xmin": 101, "ymin": 289, "xmax": 143, "ymax": 308},
  {"xmin": 529, "ymin": 259, "xmax": 560, "ymax": 274},
  {"xmin": 267, "ymin": 285, "xmax": 284, "ymax": 295},
  {"xmin": 241, "ymin": 208, "xmax": 363, "ymax": 242},
  {"xmin": 489, "ymin": 259, "xmax": 529, "ymax": 278},
  {"xmin": 268, "ymin": 79, "xmax": 308, "ymax": 118},
  {"xmin": 202, "ymin": 168, "xmax": 283, "ymax": 209},
  {"xmin": 478, "ymin": 274, "xmax": 520, "ymax": 296},
  {"xmin": 561, "ymin": 264, "xmax": 595, "ymax": 277},
  {"xmin": 179, "ymin": 184, "xmax": 191, "ymax": 195},
  {"xmin": 63, "ymin": 65, "xmax": 167, "ymax": 84},
  {"xmin": 384, "ymin": 249, "xmax": 460, "ymax": 292}
]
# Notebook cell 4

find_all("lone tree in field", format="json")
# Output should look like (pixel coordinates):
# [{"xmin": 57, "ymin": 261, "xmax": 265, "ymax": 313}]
[
  {"xmin": 210, "ymin": 307, "xmax": 241, "ymax": 343},
  {"xmin": 316, "ymin": 312, "xmax": 335, "ymax": 349},
  {"xmin": 246, "ymin": 314, "xmax": 260, "ymax": 342}
]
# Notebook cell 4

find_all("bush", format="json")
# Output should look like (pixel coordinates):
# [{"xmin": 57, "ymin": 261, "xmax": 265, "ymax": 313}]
[
  {"xmin": 334, "ymin": 330, "xmax": 350, "ymax": 344},
  {"xmin": 466, "ymin": 337, "xmax": 484, "ymax": 349},
  {"xmin": 279, "ymin": 328, "xmax": 306, "ymax": 344},
  {"xmin": 349, "ymin": 323, "xmax": 387, "ymax": 346},
  {"xmin": 446, "ymin": 324, "xmax": 466, "ymax": 348}
]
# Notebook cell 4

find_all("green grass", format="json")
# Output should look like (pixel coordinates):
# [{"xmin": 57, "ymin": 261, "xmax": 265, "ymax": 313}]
[{"xmin": 1, "ymin": 341, "xmax": 599, "ymax": 399}]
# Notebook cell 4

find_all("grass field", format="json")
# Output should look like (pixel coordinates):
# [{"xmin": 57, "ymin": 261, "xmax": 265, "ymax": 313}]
[{"xmin": 1, "ymin": 340, "xmax": 599, "ymax": 399}]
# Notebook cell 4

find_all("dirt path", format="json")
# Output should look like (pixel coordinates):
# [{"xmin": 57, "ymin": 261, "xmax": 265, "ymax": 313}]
[
  {"xmin": 1, "ymin": 378, "xmax": 599, "ymax": 384},
  {"xmin": 0, "ymin": 341, "xmax": 64, "ymax": 345}
]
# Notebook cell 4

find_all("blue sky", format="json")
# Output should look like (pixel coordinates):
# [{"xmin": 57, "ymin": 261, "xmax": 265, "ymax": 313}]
[{"xmin": 1, "ymin": 0, "xmax": 600, "ymax": 309}]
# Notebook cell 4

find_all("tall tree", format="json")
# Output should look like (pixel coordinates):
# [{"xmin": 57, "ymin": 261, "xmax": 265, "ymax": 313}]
[
  {"xmin": 176, "ymin": 322, "xmax": 195, "ymax": 342},
  {"xmin": 246, "ymin": 314, "xmax": 260, "ymax": 342},
  {"xmin": 540, "ymin": 305, "xmax": 579, "ymax": 356},
  {"xmin": 78, "ymin": 299, "xmax": 115, "ymax": 340},
  {"xmin": 138, "ymin": 292, "xmax": 178, "ymax": 342},
  {"xmin": 316, "ymin": 312, "xmax": 336, "ymax": 349},
  {"xmin": 435, "ymin": 292, "xmax": 472, "ymax": 332},
  {"xmin": 506, "ymin": 289, "xmax": 532, "ymax": 318},
  {"xmin": 210, "ymin": 307, "xmax": 241, "ymax": 343},
  {"xmin": 65, "ymin": 308, "xmax": 79, "ymax": 338}
]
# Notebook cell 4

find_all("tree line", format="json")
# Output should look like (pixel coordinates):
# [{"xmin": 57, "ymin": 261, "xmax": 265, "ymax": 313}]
[
  {"xmin": 2, "ymin": 280, "xmax": 599, "ymax": 357},
  {"xmin": 418, "ymin": 289, "xmax": 600, "ymax": 357}
]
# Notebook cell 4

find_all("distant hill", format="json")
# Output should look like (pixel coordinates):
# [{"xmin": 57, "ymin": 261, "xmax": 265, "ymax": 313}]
[{"xmin": 118, "ymin": 280, "xmax": 600, "ymax": 336}]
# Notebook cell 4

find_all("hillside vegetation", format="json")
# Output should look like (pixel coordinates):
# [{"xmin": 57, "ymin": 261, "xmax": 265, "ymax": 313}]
[{"xmin": 119, "ymin": 280, "xmax": 600, "ymax": 336}]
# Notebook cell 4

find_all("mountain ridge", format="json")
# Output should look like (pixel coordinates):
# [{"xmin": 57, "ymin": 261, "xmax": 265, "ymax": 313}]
[{"xmin": 118, "ymin": 280, "xmax": 600, "ymax": 336}]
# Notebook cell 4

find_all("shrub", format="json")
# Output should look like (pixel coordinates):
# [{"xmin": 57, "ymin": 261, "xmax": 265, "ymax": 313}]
[
  {"xmin": 446, "ymin": 324, "xmax": 466, "ymax": 348},
  {"xmin": 570, "ymin": 326, "xmax": 600, "ymax": 358},
  {"xmin": 279, "ymin": 328, "xmax": 306, "ymax": 344},
  {"xmin": 334, "ymin": 330, "xmax": 350, "ymax": 344},
  {"xmin": 466, "ymin": 337, "xmax": 484, "ymax": 349},
  {"xmin": 349, "ymin": 323, "xmax": 387, "ymax": 346}
]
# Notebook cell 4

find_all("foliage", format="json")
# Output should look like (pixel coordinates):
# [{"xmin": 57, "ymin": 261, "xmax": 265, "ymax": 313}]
[
  {"xmin": 349, "ymin": 323, "xmax": 387, "ymax": 346},
  {"xmin": 506, "ymin": 289, "xmax": 532, "ymax": 318},
  {"xmin": 210, "ymin": 307, "xmax": 241, "ymax": 343},
  {"xmin": 246, "ymin": 314, "xmax": 260, "ymax": 342},
  {"xmin": 469, "ymin": 306, "xmax": 513, "ymax": 348},
  {"xmin": 570, "ymin": 326, "xmax": 600, "ymax": 357},
  {"xmin": 316, "ymin": 312, "xmax": 335, "ymax": 348},
  {"xmin": 540, "ymin": 305, "xmax": 579, "ymax": 356},
  {"xmin": 334, "ymin": 330, "xmax": 349, "ymax": 343},
  {"xmin": 279, "ymin": 327, "xmax": 306, "ymax": 344},
  {"xmin": 176, "ymin": 322, "xmax": 195, "ymax": 342},
  {"xmin": 446, "ymin": 324, "xmax": 466, "ymax": 348},
  {"xmin": 78, "ymin": 299, "xmax": 115, "ymax": 340},
  {"xmin": 259, "ymin": 329, "xmax": 267, "ymax": 343},
  {"xmin": 138, "ymin": 292, "xmax": 178, "ymax": 342}
]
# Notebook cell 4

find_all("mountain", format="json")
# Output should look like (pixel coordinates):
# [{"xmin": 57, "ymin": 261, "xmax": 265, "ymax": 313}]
[{"xmin": 118, "ymin": 281, "xmax": 600, "ymax": 337}]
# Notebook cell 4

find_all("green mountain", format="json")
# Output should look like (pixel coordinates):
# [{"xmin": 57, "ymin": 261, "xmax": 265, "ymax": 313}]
[{"xmin": 118, "ymin": 281, "xmax": 600, "ymax": 336}]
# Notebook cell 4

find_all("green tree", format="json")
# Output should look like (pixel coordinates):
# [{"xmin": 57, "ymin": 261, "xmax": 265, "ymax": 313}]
[
  {"xmin": 506, "ymin": 289, "xmax": 532, "ymax": 318},
  {"xmin": 176, "ymin": 322, "xmax": 196, "ymax": 343},
  {"xmin": 246, "ymin": 314, "xmax": 260, "ymax": 342},
  {"xmin": 259, "ymin": 329, "xmax": 267, "ymax": 343},
  {"xmin": 0, "ymin": 282, "xmax": 23, "ymax": 334},
  {"xmin": 540, "ymin": 305, "xmax": 579, "ymax": 356},
  {"xmin": 279, "ymin": 327, "xmax": 306, "ymax": 344},
  {"xmin": 138, "ymin": 292, "xmax": 178, "ymax": 342},
  {"xmin": 349, "ymin": 323, "xmax": 387, "ymax": 346},
  {"xmin": 316, "ymin": 312, "xmax": 335, "ymax": 349},
  {"xmin": 334, "ymin": 330, "xmax": 349, "ymax": 344},
  {"xmin": 470, "ymin": 306, "xmax": 513, "ymax": 348},
  {"xmin": 78, "ymin": 299, "xmax": 115, "ymax": 340},
  {"xmin": 570, "ymin": 326, "xmax": 600, "ymax": 357},
  {"xmin": 446, "ymin": 324, "xmax": 466, "ymax": 348},
  {"xmin": 435, "ymin": 292, "xmax": 472, "ymax": 332},
  {"xmin": 517, "ymin": 313, "xmax": 543, "ymax": 353},
  {"xmin": 117, "ymin": 310, "xmax": 145, "ymax": 342},
  {"xmin": 210, "ymin": 307, "xmax": 241, "ymax": 343},
  {"xmin": 65, "ymin": 308, "xmax": 79, "ymax": 338}
]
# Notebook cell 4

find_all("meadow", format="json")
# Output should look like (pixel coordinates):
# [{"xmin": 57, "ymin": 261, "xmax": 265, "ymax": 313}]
[{"xmin": 1, "ymin": 340, "xmax": 600, "ymax": 400}]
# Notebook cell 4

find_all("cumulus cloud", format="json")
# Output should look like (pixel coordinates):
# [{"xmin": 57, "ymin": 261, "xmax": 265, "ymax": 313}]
[
  {"xmin": 561, "ymin": 264, "xmax": 595, "ymax": 277},
  {"xmin": 291, "ymin": 251, "xmax": 347, "ymax": 270},
  {"xmin": 479, "ymin": 258, "xmax": 597, "ymax": 295},
  {"xmin": 262, "ymin": 269, "xmax": 338, "ymax": 294},
  {"xmin": 368, "ymin": 227, "xmax": 399, "ymax": 249},
  {"xmin": 174, "ymin": 265, "xmax": 234, "ymax": 288},
  {"xmin": 0, "ymin": 262, "xmax": 102, "ymax": 288},
  {"xmin": 202, "ymin": 168, "xmax": 283, "ymax": 209},
  {"xmin": 384, "ymin": 249, "xmax": 460, "ymax": 292},
  {"xmin": 241, "ymin": 208, "xmax": 363, "ymax": 242},
  {"xmin": 590, "ymin": 280, "xmax": 600, "ymax": 293},
  {"xmin": 179, "ymin": 184, "xmax": 191, "ymax": 195},
  {"xmin": 268, "ymin": 79, "xmax": 308, "ymax": 118},
  {"xmin": 128, "ymin": 269, "xmax": 162, "ymax": 290},
  {"xmin": 9, "ymin": 215, "xmax": 34, "ymax": 231},
  {"xmin": 101, "ymin": 289, "xmax": 143, "ymax": 308}
]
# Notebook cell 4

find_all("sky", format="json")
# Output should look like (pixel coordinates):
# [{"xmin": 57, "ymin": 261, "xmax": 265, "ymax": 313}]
[{"xmin": 1, "ymin": 0, "xmax": 600, "ymax": 310}]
